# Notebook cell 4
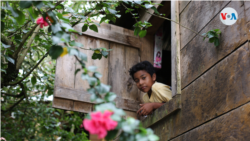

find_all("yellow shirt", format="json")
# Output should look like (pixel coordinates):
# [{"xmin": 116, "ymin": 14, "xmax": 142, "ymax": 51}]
[{"xmin": 142, "ymin": 82, "xmax": 172, "ymax": 103}]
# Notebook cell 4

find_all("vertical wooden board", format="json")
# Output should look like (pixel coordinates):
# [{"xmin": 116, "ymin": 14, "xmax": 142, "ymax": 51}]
[
  {"xmin": 181, "ymin": 1, "xmax": 248, "ymax": 88},
  {"xmin": 123, "ymin": 46, "xmax": 140, "ymax": 101},
  {"xmin": 140, "ymin": 34, "xmax": 154, "ymax": 64},
  {"xmin": 95, "ymin": 39, "xmax": 110, "ymax": 84},
  {"xmin": 178, "ymin": 42, "xmax": 250, "ymax": 137},
  {"xmin": 171, "ymin": 0, "xmax": 181, "ymax": 96},
  {"xmin": 53, "ymin": 98, "xmax": 74, "ymax": 111},
  {"xmin": 244, "ymin": 1, "xmax": 250, "ymax": 23},
  {"xmin": 108, "ymin": 43, "xmax": 125, "ymax": 98},
  {"xmin": 171, "ymin": 102, "xmax": 250, "ymax": 141},
  {"xmin": 180, "ymin": 1, "xmax": 229, "ymax": 49},
  {"xmin": 55, "ymin": 54, "xmax": 76, "ymax": 89},
  {"xmin": 73, "ymin": 101, "xmax": 93, "ymax": 113},
  {"xmin": 74, "ymin": 36, "xmax": 109, "ymax": 90},
  {"xmin": 179, "ymin": 1, "xmax": 191, "ymax": 14},
  {"xmin": 73, "ymin": 35, "xmax": 89, "ymax": 91}
]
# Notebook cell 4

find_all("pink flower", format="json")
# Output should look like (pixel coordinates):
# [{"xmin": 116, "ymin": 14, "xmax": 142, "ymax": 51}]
[
  {"xmin": 0, "ymin": 137, "xmax": 6, "ymax": 141},
  {"xmin": 81, "ymin": 111, "xmax": 118, "ymax": 139},
  {"xmin": 36, "ymin": 17, "xmax": 49, "ymax": 28}
]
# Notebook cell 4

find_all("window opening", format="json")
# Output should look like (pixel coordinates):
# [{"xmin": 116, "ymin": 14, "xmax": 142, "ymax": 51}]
[{"xmin": 154, "ymin": 17, "xmax": 172, "ymax": 87}]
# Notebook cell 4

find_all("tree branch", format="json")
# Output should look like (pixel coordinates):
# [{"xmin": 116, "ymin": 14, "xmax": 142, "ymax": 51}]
[
  {"xmin": 12, "ymin": 24, "xmax": 39, "ymax": 59},
  {"xmin": 121, "ymin": 2, "xmax": 138, "ymax": 23},
  {"xmin": 1, "ymin": 83, "xmax": 26, "ymax": 114},
  {"xmin": 3, "ymin": 52, "xmax": 49, "ymax": 86},
  {"xmin": 47, "ymin": 1, "xmax": 64, "ymax": 12},
  {"xmin": 71, "ymin": 11, "xmax": 92, "ymax": 27},
  {"xmin": 1, "ymin": 33, "xmax": 12, "ymax": 45},
  {"xmin": 16, "ymin": 26, "xmax": 41, "ymax": 70},
  {"xmin": 8, "ymin": 20, "xmax": 31, "ymax": 38}
]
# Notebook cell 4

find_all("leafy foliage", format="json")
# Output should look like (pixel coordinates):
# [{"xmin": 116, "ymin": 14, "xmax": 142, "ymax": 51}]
[{"xmin": 202, "ymin": 29, "xmax": 221, "ymax": 47}]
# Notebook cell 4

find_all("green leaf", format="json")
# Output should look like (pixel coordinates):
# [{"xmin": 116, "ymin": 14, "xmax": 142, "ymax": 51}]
[
  {"xmin": 20, "ymin": 1, "xmax": 32, "ymax": 9},
  {"xmin": 69, "ymin": 41, "xmax": 83, "ymax": 47},
  {"xmin": 87, "ymin": 77, "xmax": 97, "ymax": 86},
  {"xmin": 87, "ymin": 66, "xmax": 97, "ymax": 72},
  {"xmin": 145, "ymin": 4, "xmax": 153, "ymax": 9},
  {"xmin": 31, "ymin": 76, "xmax": 37, "ymax": 85},
  {"xmin": 1, "ymin": 10, "xmax": 6, "ymax": 20},
  {"xmin": 134, "ymin": 27, "xmax": 141, "ymax": 36},
  {"xmin": 213, "ymin": 29, "xmax": 220, "ymax": 33},
  {"xmin": 68, "ymin": 48, "xmax": 78, "ymax": 56},
  {"xmin": 96, "ymin": 3, "xmax": 103, "ymax": 10},
  {"xmin": 15, "ymin": 10, "xmax": 25, "ymax": 25},
  {"xmin": 32, "ymin": 1, "xmax": 44, "ymax": 9},
  {"xmin": 105, "ymin": 92, "xmax": 117, "ymax": 101},
  {"xmin": 5, "ymin": 56, "xmax": 15, "ymax": 64},
  {"xmin": 89, "ymin": 24, "xmax": 98, "ymax": 32},
  {"xmin": 82, "ymin": 24, "xmax": 88, "ymax": 32},
  {"xmin": 101, "ymin": 51, "xmax": 109, "ymax": 58},
  {"xmin": 27, "ymin": 7, "xmax": 39, "ymax": 22},
  {"xmin": 2, "ymin": 42, "xmax": 10, "ymax": 48},
  {"xmin": 214, "ymin": 38, "xmax": 219, "ymax": 47},
  {"xmin": 49, "ymin": 45, "xmax": 63, "ymax": 59},
  {"xmin": 151, "ymin": 6, "xmax": 160, "ymax": 15},
  {"xmin": 95, "ymin": 83, "xmax": 110, "ymax": 94},
  {"xmin": 201, "ymin": 33, "xmax": 207, "ymax": 36},
  {"xmin": 108, "ymin": 8, "xmax": 117, "ymax": 14},
  {"xmin": 148, "ymin": 134, "xmax": 159, "ymax": 141},
  {"xmin": 139, "ymin": 30, "xmax": 147, "ymax": 38},
  {"xmin": 94, "ymin": 72, "xmax": 102, "ymax": 78},
  {"xmin": 209, "ymin": 37, "xmax": 215, "ymax": 43},
  {"xmin": 51, "ymin": 23, "xmax": 62, "ymax": 33},
  {"xmin": 1, "ymin": 69, "xmax": 6, "ymax": 74},
  {"xmin": 106, "ymin": 14, "xmax": 116, "ymax": 23},
  {"xmin": 75, "ymin": 68, "xmax": 81, "ymax": 75},
  {"xmin": 56, "ymin": 4, "xmax": 64, "ymax": 10},
  {"xmin": 105, "ymin": 130, "xmax": 119, "ymax": 140},
  {"xmin": 7, "ymin": 2, "xmax": 19, "ymax": 17},
  {"xmin": 207, "ymin": 31, "xmax": 215, "ymax": 38},
  {"xmin": 100, "ymin": 17, "xmax": 107, "ymax": 24},
  {"xmin": 134, "ymin": 1, "xmax": 142, "ymax": 5},
  {"xmin": 92, "ymin": 53, "xmax": 102, "ymax": 60},
  {"xmin": 1, "ymin": 22, "xmax": 5, "ymax": 32}
]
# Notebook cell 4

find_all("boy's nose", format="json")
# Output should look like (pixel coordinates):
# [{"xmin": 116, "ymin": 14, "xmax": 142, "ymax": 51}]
[{"xmin": 139, "ymin": 80, "xmax": 143, "ymax": 85}]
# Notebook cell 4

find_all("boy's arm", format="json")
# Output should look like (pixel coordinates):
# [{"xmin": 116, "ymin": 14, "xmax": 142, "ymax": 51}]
[{"xmin": 137, "ymin": 103, "xmax": 165, "ymax": 116}]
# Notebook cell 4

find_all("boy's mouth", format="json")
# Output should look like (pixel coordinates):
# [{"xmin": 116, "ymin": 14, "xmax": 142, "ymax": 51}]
[{"xmin": 141, "ymin": 86, "xmax": 147, "ymax": 91}]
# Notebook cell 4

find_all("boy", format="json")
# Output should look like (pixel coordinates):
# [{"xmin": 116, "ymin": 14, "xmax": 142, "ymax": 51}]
[{"xmin": 129, "ymin": 61, "xmax": 172, "ymax": 116}]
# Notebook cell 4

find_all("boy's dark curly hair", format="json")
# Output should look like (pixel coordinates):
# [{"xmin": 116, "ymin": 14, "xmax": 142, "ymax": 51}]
[{"xmin": 129, "ymin": 61, "xmax": 155, "ymax": 80}]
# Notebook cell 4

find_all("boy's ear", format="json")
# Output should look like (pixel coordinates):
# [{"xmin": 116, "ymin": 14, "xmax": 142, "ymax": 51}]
[{"xmin": 152, "ymin": 73, "xmax": 156, "ymax": 81}]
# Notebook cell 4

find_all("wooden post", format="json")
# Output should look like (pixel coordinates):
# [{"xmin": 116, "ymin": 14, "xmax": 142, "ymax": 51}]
[{"xmin": 171, "ymin": 0, "xmax": 181, "ymax": 97}]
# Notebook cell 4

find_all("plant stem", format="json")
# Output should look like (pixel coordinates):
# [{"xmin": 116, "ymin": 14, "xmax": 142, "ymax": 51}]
[{"xmin": 3, "ymin": 52, "xmax": 49, "ymax": 86}]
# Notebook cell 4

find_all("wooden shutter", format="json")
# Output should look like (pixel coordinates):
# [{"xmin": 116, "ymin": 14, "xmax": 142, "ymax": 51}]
[{"xmin": 52, "ymin": 22, "xmax": 143, "ymax": 118}]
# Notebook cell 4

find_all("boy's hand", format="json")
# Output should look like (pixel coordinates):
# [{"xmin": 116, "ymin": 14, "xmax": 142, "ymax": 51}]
[{"xmin": 137, "ymin": 103, "xmax": 154, "ymax": 116}]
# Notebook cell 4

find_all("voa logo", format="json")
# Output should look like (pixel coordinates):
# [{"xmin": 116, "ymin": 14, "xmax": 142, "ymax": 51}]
[{"xmin": 220, "ymin": 7, "xmax": 238, "ymax": 25}]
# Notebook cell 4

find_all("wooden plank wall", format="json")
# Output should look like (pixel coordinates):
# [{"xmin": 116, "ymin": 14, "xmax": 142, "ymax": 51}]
[
  {"xmin": 53, "ymin": 22, "xmax": 156, "ymax": 119},
  {"xmin": 149, "ymin": 1, "xmax": 250, "ymax": 140}
]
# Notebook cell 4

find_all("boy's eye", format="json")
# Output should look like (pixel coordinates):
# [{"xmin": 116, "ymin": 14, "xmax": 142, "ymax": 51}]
[{"xmin": 142, "ymin": 77, "xmax": 146, "ymax": 80}]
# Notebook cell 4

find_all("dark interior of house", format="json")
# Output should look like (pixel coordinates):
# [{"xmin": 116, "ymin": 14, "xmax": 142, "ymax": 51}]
[{"xmin": 154, "ymin": 18, "xmax": 172, "ymax": 87}]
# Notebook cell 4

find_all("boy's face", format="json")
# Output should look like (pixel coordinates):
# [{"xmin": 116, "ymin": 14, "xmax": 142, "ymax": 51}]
[{"xmin": 133, "ymin": 70, "xmax": 156, "ymax": 93}]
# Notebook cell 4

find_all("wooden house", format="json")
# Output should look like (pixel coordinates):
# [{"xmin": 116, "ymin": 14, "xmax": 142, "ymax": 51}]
[{"xmin": 53, "ymin": 1, "xmax": 250, "ymax": 140}]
